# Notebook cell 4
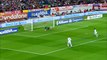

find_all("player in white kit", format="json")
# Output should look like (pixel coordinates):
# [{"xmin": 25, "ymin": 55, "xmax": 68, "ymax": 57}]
[
  {"xmin": 67, "ymin": 37, "xmax": 72, "ymax": 47},
  {"xmin": 94, "ymin": 28, "xmax": 98, "ymax": 37}
]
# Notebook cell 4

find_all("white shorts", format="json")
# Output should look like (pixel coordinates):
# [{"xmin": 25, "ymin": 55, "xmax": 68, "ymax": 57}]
[
  {"xmin": 94, "ymin": 32, "xmax": 97, "ymax": 35},
  {"xmin": 68, "ymin": 42, "xmax": 71, "ymax": 44}
]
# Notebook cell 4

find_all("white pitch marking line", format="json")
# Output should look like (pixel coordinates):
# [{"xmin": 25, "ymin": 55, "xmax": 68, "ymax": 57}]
[
  {"xmin": 0, "ymin": 38, "xmax": 106, "ymax": 56},
  {"xmin": 12, "ymin": 25, "xmax": 91, "ymax": 38},
  {"xmin": 0, "ymin": 48, "xmax": 44, "ymax": 55},
  {"xmin": 42, "ymin": 38, "xmax": 106, "ymax": 55}
]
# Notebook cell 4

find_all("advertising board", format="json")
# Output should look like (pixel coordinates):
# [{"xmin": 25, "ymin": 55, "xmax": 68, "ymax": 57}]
[
  {"xmin": 51, "ymin": 6, "xmax": 73, "ymax": 15},
  {"xmin": 28, "ymin": 9, "xmax": 51, "ymax": 18},
  {"xmin": 0, "ymin": 11, "xmax": 27, "ymax": 21},
  {"xmin": 72, "ymin": 4, "xmax": 93, "ymax": 13},
  {"xmin": 56, "ymin": 17, "xmax": 83, "ymax": 25},
  {"xmin": 0, "ymin": 11, "xmax": 106, "ymax": 28},
  {"xmin": 93, "ymin": 4, "xmax": 100, "ymax": 11},
  {"xmin": 0, "ymin": 28, "xmax": 18, "ymax": 35},
  {"xmin": 0, "ymin": 19, "xmax": 32, "ymax": 28},
  {"xmin": 87, "ymin": 14, "xmax": 103, "ymax": 20},
  {"xmin": 100, "ymin": 4, "xmax": 107, "ymax": 11}
]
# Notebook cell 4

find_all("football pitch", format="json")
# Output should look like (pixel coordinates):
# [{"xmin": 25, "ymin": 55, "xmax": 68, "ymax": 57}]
[{"xmin": 0, "ymin": 14, "xmax": 107, "ymax": 60}]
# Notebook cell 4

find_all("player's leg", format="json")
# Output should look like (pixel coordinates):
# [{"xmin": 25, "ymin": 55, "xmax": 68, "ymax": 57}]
[
  {"xmin": 94, "ymin": 32, "xmax": 98, "ymax": 37},
  {"xmin": 94, "ymin": 32, "xmax": 96, "ymax": 37},
  {"xmin": 67, "ymin": 42, "xmax": 69, "ymax": 47},
  {"xmin": 70, "ymin": 42, "xmax": 72, "ymax": 47},
  {"xmin": 96, "ymin": 33, "xmax": 98, "ymax": 37}
]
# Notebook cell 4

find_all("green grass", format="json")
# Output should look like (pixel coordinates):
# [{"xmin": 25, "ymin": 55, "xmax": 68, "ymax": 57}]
[{"xmin": 0, "ymin": 14, "xmax": 107, "ymax": 60}]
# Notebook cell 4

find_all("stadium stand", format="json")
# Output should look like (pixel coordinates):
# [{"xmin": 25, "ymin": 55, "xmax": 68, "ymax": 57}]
[
  {"xmin": 0, "ymin": 0, "xmax": 106, "ymax": 23},
  {"xmin": 0, "ymin": 0, "xmax": 106, "ymax": 12}
]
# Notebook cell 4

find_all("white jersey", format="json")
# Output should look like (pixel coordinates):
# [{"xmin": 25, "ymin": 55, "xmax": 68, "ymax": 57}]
[
  {"xmin": 68, "ymin": 37, "xmax": 71, "ymax": 43},
  {"xmin": 94, "ymin": 29, "xmax": 98, "ymax": 37},
  {"xmin": 67, "ymin": 37, "xmax": 72, "ymax": 47},
  {"xmin": 94, "ymin": 29, "xmax": 97, "ymax": 34}
]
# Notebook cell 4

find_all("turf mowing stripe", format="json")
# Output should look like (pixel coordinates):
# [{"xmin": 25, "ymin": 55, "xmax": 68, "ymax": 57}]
[
  {"xmin": 11, "ymin": 25, "xmax": 91, "ymax": 38},
  {"xmin": 42, "ymin": 38, "xmax": 106, "ymax": 55},
  {"xmin": 0, "ymin": 38, "xmax": 106, "ymax": 56}
]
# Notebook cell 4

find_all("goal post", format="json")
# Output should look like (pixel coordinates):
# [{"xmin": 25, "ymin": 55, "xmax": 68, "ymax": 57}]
[
  {"xmin": 22, "ymin": 19, "xmax": 34, "ymax": 31},
  {"xmin": 22, "ymin": 18, "xmax": 55, "ymax": 31}
]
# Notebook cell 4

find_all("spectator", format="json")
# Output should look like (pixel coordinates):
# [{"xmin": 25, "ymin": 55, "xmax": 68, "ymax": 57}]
[{"xmin": 0, "ymin": 0, "xmax": 105, "ymax": 12}]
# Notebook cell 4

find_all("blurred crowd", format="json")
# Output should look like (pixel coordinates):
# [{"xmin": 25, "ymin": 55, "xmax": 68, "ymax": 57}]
[{"xmin": 0, "ymin": 0, "xmax": 106, "ymax": 12}]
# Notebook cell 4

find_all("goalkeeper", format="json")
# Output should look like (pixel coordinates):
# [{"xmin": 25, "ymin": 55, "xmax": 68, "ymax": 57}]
[{"xmin": 44, "ymin": 26, "xmax": 50, "ymax": 31}]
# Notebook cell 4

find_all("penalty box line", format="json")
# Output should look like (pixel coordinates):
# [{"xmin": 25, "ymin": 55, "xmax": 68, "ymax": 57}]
[
  {"xmin": 0, "ymin": 48, "xmax": 44, "ymax": 55},
  {"xmin": 42, "ymin": 38, "xmax": 106, "ymax": 55},
  {"xmin": 0, "ymin": 38, "xmax": 106, "ymax": 56}
]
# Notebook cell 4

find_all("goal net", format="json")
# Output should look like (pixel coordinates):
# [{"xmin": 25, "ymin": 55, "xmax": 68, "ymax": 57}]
[{"xmin": 22, "ymin": 19, "xmax": 55, "ymax": 31}]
